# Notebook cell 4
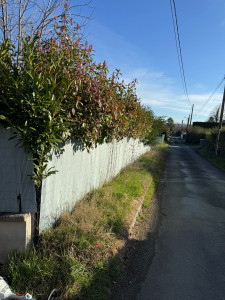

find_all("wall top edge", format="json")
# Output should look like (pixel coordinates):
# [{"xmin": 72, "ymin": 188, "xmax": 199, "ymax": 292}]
[{"xmin": 0, "ymin": 213, "xmax": 31, "ymax": 222}]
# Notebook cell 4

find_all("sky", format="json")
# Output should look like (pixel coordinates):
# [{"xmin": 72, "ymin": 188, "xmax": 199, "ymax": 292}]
[{"xmin": 76, "ymin": 0, "xmax": 225, "ymax": 124}]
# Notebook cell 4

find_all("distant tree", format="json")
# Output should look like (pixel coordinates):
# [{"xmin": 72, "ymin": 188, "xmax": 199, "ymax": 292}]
[
  {"xmin": 166, "ymin": 117, "xmax": 175, "ymax": 131},
  {"xmin": 143, "ymin": 112, "xmax": 173, "ymax": 145},
  {"xmin": 208, "ymin": 116, "xmax": 215, "ymax": 123},
  {"xmin": 207, "ymin": 105, "xmax": 220, "ymax": 123},
  {"xmin": 174, "ymin": 123, "xmax": 183, "ymax": 131}
]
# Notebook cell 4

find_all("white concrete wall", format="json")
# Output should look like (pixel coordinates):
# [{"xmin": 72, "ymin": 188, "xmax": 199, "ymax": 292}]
[
  {"xmin": 0, "ymin": 126, "xmax": 36, "ymax": 213},
  {"xmin": 40, "ymin": 138, "xmax": 150, "ymax": 231},
  {"xmin": 0, "ymin": 125, "xmax": 151, "ymax": 231},
  {"xmin": 156, "ymin": 134, "xmax": 165, "ymax": 145}
]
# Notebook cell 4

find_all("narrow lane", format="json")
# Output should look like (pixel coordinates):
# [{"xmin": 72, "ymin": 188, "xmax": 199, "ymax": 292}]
[{"xmin": 137, "ymin": 138, "xmax": 225, "ymax": 300}]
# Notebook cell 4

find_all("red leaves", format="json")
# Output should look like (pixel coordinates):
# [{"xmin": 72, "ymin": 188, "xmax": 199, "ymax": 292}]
[
  {"xmin": 64, "ymin": 1, "xmax": 69, "ymax": 9},
  {"xmin": 32, "ymin": 12, "xmax": 153, "ymax": 151}
]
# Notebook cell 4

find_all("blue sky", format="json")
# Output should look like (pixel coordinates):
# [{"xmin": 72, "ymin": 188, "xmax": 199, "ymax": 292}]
[{"xmin": 77, "ymin": 0, "xmax": 225, "ymax": 123}]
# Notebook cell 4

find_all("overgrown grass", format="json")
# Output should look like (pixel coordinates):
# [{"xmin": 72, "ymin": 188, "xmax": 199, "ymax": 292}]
[
  {"xmin": 5, "ymin": 143, "xmax": 168, "ymax": 300},
  {"xmin": 142, "ymin": 143, "xmax": 167, "ymax": 209},
  {"xmin": 199, "ymin": 146, "xmax": 225, "ymax": 172}
]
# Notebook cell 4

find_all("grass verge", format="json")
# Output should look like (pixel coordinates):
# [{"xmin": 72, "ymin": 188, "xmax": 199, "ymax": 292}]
[
  {"xmin": 4, "ymin": 143, "xmax": 169, "ymax": 300},
  {"xmin": 199, "ymin": 146, "xmax": 225, "ymax": 172}
]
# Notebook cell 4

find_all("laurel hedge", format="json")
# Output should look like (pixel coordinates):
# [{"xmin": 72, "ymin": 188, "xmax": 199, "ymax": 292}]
[{"xmin": 0, "ymin": 9, "xmax": 154, "ymax": 186}]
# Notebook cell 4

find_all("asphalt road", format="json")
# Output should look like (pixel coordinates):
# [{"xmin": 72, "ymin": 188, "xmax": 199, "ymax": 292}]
[{"xmin": 137, "ymin": 138, "xmax": 225, "ymax": 300}]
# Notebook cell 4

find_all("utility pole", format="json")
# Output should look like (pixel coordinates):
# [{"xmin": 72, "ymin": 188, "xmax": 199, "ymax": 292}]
[
  {"xmin": 186, "ymin": 116, "xmax": 190, "ymax": 132},
  {"xmin": 189, "ymin": 104, "xmax": 194, "ymax": 127},
  {"xmin": 215, "ymin": 85, "xmax": 225, "ymax": 155}
]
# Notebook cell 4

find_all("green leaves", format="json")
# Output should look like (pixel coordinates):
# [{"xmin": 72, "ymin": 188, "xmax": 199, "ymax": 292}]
[{"xmin": 0, "ymin": 14, "xmax": 154, "ymax": 187}]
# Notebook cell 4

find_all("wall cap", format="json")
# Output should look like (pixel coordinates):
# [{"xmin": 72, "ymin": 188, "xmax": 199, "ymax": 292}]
[{"xmin": 0, "ymin": 213, "xmax": 31, "ymax": 222}]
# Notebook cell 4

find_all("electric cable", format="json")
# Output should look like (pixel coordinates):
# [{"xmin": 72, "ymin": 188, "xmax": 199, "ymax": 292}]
[
  {"xmin": 172, "ymin": 0, "xmax": 191, "ymax": 107},
  {"xmin": 169, "ymin": 0, "xmax": 188, "ymax": 108},
  {"xmin": 204, "ymin": 86, "xmax": 224, "ymax": 115},
  {"xmin": 197, "ymin": 76, "xmax": 225, "ymax": 114},
  {"xmin": 170, "ymin": 0, "xmax": 192, "ymax": 108}
]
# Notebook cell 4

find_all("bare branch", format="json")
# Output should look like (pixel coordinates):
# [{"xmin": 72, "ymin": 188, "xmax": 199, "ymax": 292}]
[
  {"xmin": 0, "ymin": 0, "xmax": 93, "ymax": 60},
  {"xmin": 5, "ymin": 0, "xmax": 8, "ymax": 38},
  {"xmin": 17, "ymin": 0, "xmax": 22, "ymax": 67}
]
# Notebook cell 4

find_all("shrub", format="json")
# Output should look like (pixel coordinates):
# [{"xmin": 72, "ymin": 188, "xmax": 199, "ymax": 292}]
[
  {"xmin": 0, "ymin": 9, "xmax": 153, "ymax": 186},
  {"xmin": 206, "ymin": 127, "xmax": 225, "ymax": 155},
  {"xmin": 144, "ymin": 114, "xmax": 168, "ymax": 145},
  {"xmin": 187, "ymin": 126, "xmax": 207, "ymax": 144}
]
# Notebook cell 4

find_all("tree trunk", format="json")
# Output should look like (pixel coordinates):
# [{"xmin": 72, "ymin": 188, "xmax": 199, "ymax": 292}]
[
  {"xmin": 17, "ymin": 0, "xmax": 22, "ymax": 68},
  {"xmin": 1, "ymin": 0, "xmax": 7, "ymax": 40}
]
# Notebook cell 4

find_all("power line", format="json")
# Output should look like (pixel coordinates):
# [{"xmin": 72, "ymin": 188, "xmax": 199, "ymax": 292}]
[
  {"xmin": 170, "ymin": 1, "xmax": 190, "ymax": 109},
  {"xmin": 197, "ymin": 76, "xmax": 225, "ymax": 114},
  {"xmin": 169, "ymin": 0, "xmax": 188, "ymax": 108},
  {"xmin": 204, "ymin": 86, "xmax": 224, "ymax": 114},
  {"xmin": 172, "ymin": 0, "xmax": 191, "ymax": 107},
  {"xmin": 170, "ymin": 0, "xmax": 191, "ymax": 108}
]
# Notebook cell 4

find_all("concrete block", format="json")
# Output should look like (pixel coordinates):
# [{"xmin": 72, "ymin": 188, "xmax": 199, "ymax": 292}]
[{"xmin": 0, "ymin": 213, "xmax": 34, "ymax": 263}]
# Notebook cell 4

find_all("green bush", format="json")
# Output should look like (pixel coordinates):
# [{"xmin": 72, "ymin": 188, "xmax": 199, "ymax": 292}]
[
  {"xmin": 187, "ymin": 126, "xmax": 207, "ymax": 144},
  {"xmin": 0, "ymin": 11, "xmax": 154, "ymax": 186},
  {"xmin": 187, "ymin": 125, "xmax": 225, "ymax": 156},
  {"xmin": 206, "ymin": 127, "xmax": 225, "ymax": 155},
  {"xmin": 144, "ymin": 114, "xmax": 169, "ymax": 145}
]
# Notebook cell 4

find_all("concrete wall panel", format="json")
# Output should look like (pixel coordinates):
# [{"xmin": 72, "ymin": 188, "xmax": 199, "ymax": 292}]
[
  {"xmin": 0, "ymin": 126, "xmax": 36, "ymax": 213},
  {"xmin": 39, "ymin": 138, "xmax": 150, "ymax": 231}
]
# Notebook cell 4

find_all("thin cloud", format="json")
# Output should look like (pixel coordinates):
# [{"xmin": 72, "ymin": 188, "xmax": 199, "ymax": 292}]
[
  {"xmin": 124, "ymin": 68, "xmax": 223, "ymax": 122},
  {"xmin": 87, "ymin": 21, "xmax": 222, "ymax": 123},
  {"xmin": 124, "ymin": 68, "xmax": 190, "ymax": 113}
]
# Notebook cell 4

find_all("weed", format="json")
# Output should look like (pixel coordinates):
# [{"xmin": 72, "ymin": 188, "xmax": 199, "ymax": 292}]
[{"xmin": 137, "ymin": 214, "xmax": 146, "ymax": 221}]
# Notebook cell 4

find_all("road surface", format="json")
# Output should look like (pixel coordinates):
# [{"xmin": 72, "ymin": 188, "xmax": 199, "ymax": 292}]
[{"xmin": 137, "ymin": 138, "xmax": 225, "ymax": 300}]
